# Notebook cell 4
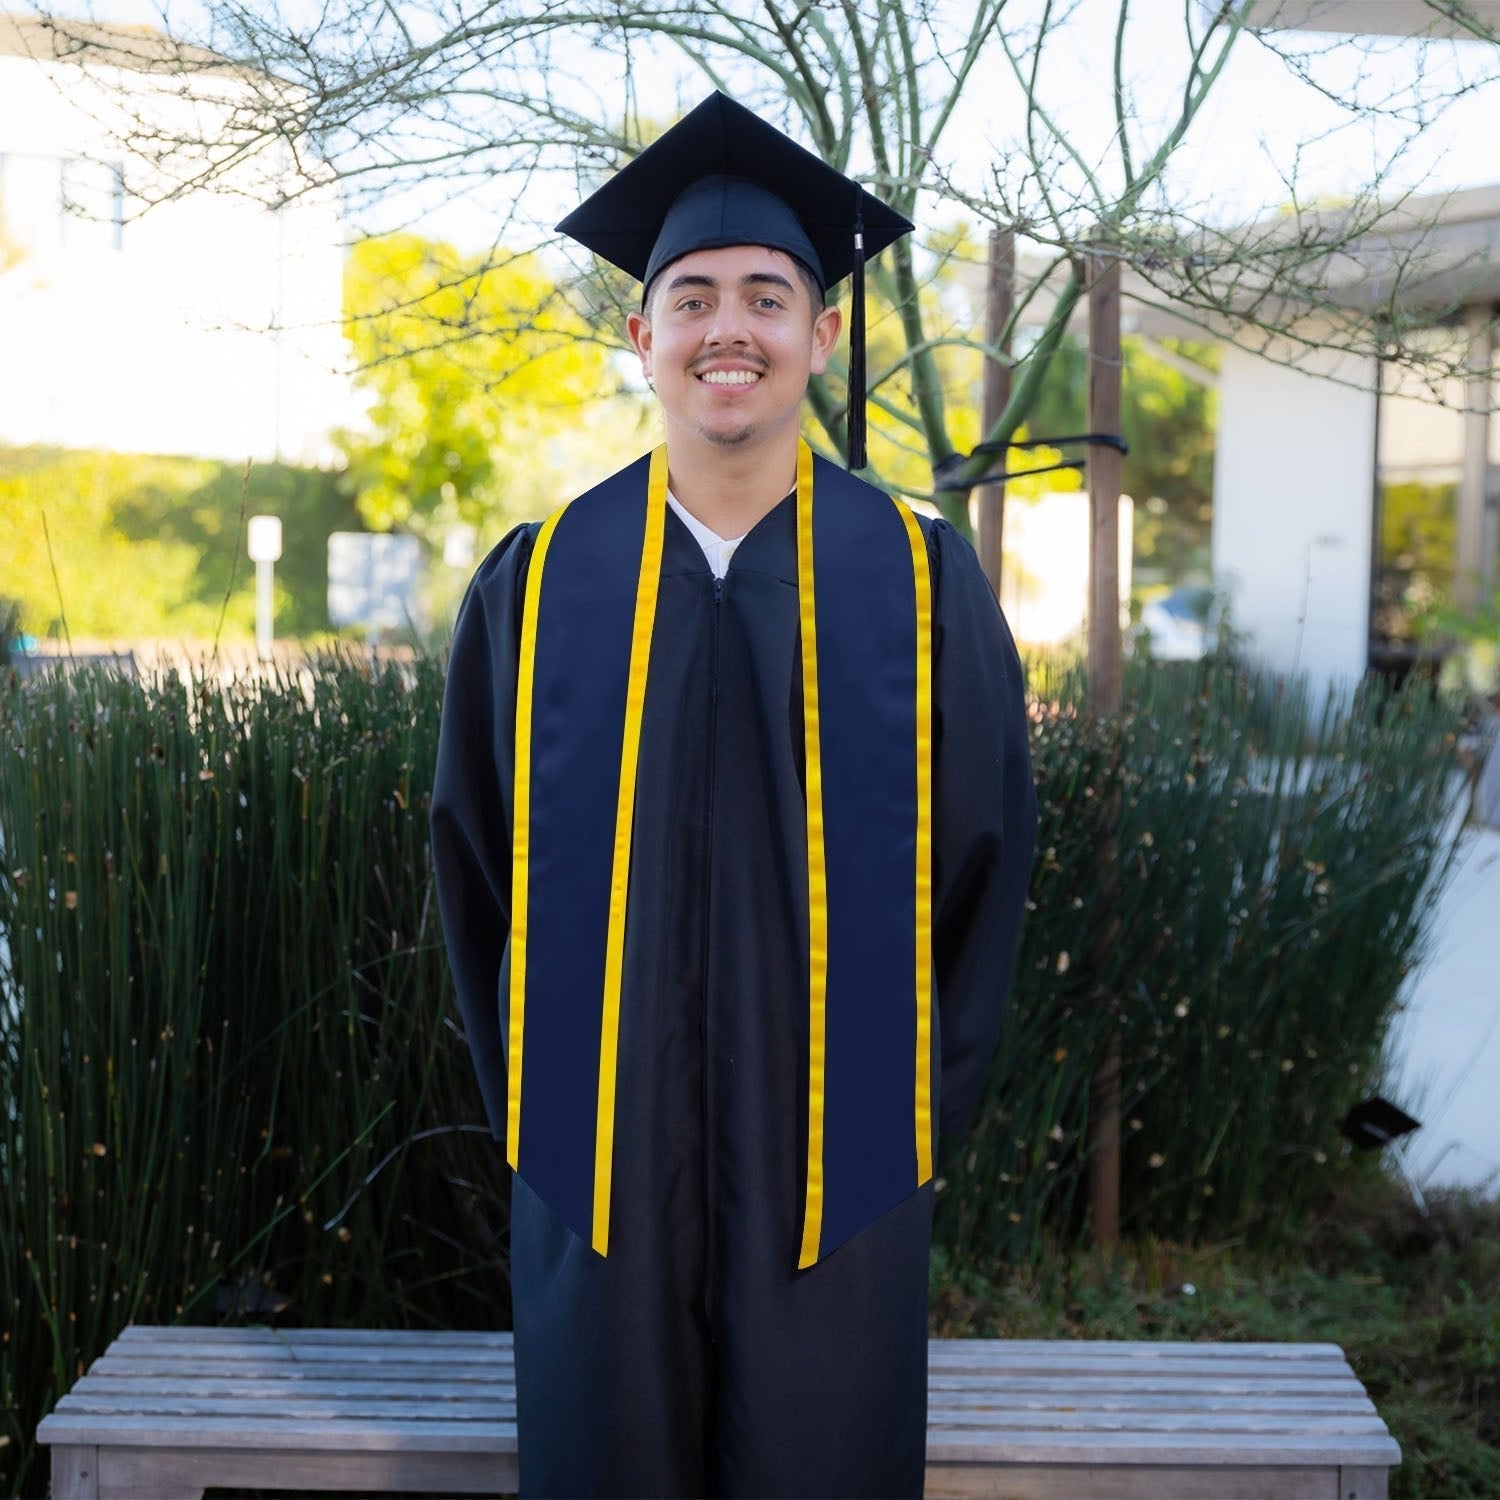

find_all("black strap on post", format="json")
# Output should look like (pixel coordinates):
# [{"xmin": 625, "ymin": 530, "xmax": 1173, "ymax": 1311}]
[{"xmin": 933, "ymin": 432, "xmax": 1129, "ymax": 494}]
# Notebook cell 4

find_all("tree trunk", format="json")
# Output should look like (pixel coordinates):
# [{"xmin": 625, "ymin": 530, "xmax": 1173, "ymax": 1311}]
[
  {"xmin": 1086, "ymin": 248, "xmax": 1123, "ymax": 1249},
  {"xmin": 1087, "ymin": 252, "xmax": 1123, "ymax": 717},
  {"xmin": 976, "ymin": 228, "xmax": 1014, "ymax": 598}
]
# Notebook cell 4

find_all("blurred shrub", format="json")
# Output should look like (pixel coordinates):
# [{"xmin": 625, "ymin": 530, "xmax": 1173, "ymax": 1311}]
[
  {"xmin": 935, "ymin": 665, "xmax": 1463, "ymax": 1266},
  {"xmin": 0, "ymin": 446, "xmax": 360, "ymax": 643}
]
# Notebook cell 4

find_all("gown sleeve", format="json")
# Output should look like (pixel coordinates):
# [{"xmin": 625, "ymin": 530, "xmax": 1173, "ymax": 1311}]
[
  {"xmin": 926, "ymin": 518, "xmax": 1039, "ymax": 1146},
  {"xmin": 430, "ymin": 523, "xmax": 536, "ymax": 1146}
]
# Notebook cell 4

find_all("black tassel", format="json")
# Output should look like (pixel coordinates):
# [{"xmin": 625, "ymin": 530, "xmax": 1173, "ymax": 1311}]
[{"xmin": 849, "ymin": 207, "xmax": 866, "ymax": 471}]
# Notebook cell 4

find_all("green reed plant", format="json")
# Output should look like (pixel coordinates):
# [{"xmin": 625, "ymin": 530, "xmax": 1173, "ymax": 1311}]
[
  {"xmin": 934, "ymin": 665, "xmax": 1465, "ymax": 1269},
  {"xmin": 0, "ymin": 657, "xmax": 507, "ymax": 1498},
  {"xmin": 0, "ymin": 601, "xmax": 19, "ymax": 659}
]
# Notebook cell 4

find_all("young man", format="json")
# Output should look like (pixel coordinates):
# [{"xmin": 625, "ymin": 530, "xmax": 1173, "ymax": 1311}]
[{"xmin": 431, "ymin": 92, "xmax": 1037, "ymax": 1499}]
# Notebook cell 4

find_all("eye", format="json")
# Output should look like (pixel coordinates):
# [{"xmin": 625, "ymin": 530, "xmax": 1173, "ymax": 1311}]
[
  {"xmin": 677, "ymin": 296, "xmax": 708, "ymax": 312},
  {"xmin": 754, "ymin": 295, "xmax": 784, "ymax": 310}
]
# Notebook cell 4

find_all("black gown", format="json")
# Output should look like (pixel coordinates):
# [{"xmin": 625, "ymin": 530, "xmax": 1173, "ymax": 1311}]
[{"xmin": 431, "ymin": 475, "xmax": 1037, "ymax": 1499}]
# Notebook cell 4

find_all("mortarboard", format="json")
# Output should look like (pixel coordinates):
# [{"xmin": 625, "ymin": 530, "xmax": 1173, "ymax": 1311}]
[{"xmin": 556, "ymin": 91, "xmax": 913, "ymax": 470}]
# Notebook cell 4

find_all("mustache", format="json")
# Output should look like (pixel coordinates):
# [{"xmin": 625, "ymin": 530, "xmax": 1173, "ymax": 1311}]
[{"xmin": 689, "ymin": 355, "xmax": 769, "ymax": 375}]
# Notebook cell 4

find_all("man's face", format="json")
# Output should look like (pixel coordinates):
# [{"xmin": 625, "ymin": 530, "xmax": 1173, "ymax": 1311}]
[{"xmin": 626, "ymin": 244, "xmax": 842, "ymax": 456}]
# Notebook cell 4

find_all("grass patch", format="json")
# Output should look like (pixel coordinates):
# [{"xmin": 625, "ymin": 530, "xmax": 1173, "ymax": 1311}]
[{"xmin": 931, "ymin": 1172, "xmax": 1500, "ymax": 1499}]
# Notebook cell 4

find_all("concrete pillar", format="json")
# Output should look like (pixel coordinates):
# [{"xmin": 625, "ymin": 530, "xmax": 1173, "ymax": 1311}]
[
  {"xmin": 1486, "ymin": 325, "xmax": 1499, "ymax": 601},
  {"xmin": 1458, "ymin": 307, "xmax": 1493, "ymax": 611}
]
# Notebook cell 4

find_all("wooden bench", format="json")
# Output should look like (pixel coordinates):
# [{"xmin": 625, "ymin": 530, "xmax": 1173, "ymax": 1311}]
[{"xmin": 37, "ymin": 1326, "xmax": 1399, "ymax": 1499}]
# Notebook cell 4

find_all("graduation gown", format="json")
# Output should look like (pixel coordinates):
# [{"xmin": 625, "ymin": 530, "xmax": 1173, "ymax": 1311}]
[{"xmin": 430, "ymin": 455, "xmax": 1037, "ymax": 1499}]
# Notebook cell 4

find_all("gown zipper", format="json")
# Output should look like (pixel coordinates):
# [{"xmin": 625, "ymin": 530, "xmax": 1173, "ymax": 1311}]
[{"xmin": 702, "ymin": 571, "xmax": 723, "ymax": 1331}]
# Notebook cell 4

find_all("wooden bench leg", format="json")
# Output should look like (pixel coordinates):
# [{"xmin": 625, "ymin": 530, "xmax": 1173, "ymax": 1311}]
[
  {"xmin": 1339, "ymin": 1467, "xmax": 1390, "ymax": 1500},
  {"xmin": 53, "ymin": 1446, "xmax": 210, "ymax": 1500},
  {"xmin": 51, "ymin": 1446, "xmax": 100, "ymax": 1500}
]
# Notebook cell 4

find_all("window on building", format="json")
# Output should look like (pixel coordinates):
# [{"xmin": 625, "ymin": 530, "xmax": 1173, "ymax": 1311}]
[
  {"xmin": 0, "ymin": 152, "xmax": 125, "ymax": 258},
  {"xmin": 61, "ymin": 157, "xmax": 125, "ymax": 252},
  {"xmin": 1372, "ymin": 328, "xmax": 1467, "ymax": 664}
]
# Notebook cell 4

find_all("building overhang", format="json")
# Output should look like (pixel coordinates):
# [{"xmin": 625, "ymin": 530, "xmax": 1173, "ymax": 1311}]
[
  {"xmin": 976, "ymin": 179, "xmax": 1500, "ymax": 354},
  {"xmin": 0, "ymin": 13, "xmax": 239, "ymax": 74},
  {"xmin": 1243, "ymin": 0, "xmax": 1500, "ymax": 41}
]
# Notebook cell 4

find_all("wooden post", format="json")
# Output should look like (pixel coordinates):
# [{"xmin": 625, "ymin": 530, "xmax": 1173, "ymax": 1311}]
[
  {"xmin": 50, "ymin": 1447, "xmax": 101, "ymax": 1500},
  {"xmin": 1086, "ymin": 248, "xmax": 1123, "ymax": 1249},
  {"xmin": 1458, "ymin": 306, "xmax": 1492, "ymax": 612},
  {"xmin": 976, "ymin": 228, "xmax": 1014, "ymax": 598},
  {"xmin": 1087, "ymin": 252, "xmax": 1123, "ymax": 717}
]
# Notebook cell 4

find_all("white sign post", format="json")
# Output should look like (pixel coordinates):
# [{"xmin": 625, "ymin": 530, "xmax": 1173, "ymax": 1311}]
[{"xmin": 248, "ymin": 515, "xmax": 283, "ymax": 663}]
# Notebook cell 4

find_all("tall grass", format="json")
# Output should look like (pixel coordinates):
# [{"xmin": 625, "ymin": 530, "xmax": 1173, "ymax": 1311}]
[
  {"xmin": 0, "ymin": 659, "xmax": 507, "ymax": 1498},
  {"xmin": 0, "ymin": 656, "xmax": 1466, "ymax": 1497},
  {"xmin": 935, "ymin": 666, "xmax": 1465, "ymax": 1265}
]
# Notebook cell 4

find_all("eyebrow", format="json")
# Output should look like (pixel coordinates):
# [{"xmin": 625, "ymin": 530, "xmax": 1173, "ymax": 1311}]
[{"xmin": 664, "ymin": 270, "xmax": 797, "ymax": 295}]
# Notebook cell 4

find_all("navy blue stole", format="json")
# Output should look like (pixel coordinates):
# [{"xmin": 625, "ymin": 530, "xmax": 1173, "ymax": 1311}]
[{"xmin": 509, "ymin": 442, "xmax": 933, "ymax": 1267}]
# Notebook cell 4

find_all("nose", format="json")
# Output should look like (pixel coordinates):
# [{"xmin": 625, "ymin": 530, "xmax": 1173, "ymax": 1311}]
[{"xmin": 705, "ymin": 302, "xmax": 751, "ymax": 347}]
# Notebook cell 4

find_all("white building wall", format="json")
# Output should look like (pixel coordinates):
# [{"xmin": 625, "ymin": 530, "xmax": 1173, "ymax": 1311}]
[
  {"xmin": 1212, "ymin": 342, "xmax": 1379, "ymax": 690},
  {"xmin": 0, "ymin": 42, "xmax": 352, "ymax": 465}
]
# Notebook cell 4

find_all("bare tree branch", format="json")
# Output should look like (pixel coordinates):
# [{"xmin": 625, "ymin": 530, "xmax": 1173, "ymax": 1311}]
[{"xmin": 32, "ymin": 0, "xmax": 1500, "ymax": 532}]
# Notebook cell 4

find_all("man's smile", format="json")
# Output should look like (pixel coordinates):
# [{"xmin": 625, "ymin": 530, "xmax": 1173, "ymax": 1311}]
[{"xmin": 698, "ymin": 369, "xmax": 763, "ymax": 386}]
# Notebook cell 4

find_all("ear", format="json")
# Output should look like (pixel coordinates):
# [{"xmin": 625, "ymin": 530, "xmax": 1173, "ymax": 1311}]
[
  {"xmin": 809, "ymin": 304, "xmax": 842, "ymax": 377},
  {"xmin": 626, "ymin": 309, "xmax": 653, "ymax": 376}
]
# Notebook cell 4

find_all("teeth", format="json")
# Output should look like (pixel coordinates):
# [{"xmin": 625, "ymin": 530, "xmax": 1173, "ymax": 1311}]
[{"xmin": 700, "ymin": 370, "xmax": 761, "ymax": 385}]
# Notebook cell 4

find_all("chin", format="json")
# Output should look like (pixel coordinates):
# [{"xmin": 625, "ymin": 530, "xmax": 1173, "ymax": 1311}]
[{"xmin": 701, "ymin": 424, "xmax": 757, "ymax": 448}]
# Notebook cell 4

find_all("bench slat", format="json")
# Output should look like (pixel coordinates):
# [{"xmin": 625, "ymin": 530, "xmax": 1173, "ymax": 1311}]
[
  {"xmin": 62, "ymin": 1377, "xmax": 520, "ymax": 1401},
  {"xmin": 110, "ymin": 1327, "xmax": 1348, "ymax": 1356},
  {"xmin": 55, "ymin": 1395, "xmax": 519, "ymax": 1421},
  {"xmin": 928, "ymin": 1356, "xmax": 1356, "ymax": 1378},
  {"xmin": 111, "ymin": 1332, "xmax": 516, "ymax": 1356},
  {"xmin": 109, "ymin": 1331, "xmax": 1351, "ymax": 1361},
  {"xmin": 83, "ymin": 1349, "xmax": 1368, "ymax": 1382},
  {"xmin": 40, "ymin": 1410, "xmax": 1399, "ymax": 1465},
  {"xmin": 51, "ymin": 1391, "xmax": 1382, "ymax": 1423},
  {"xmin": 39, "ymin": 1414, "xmax": 518, "ymax": 1450},
  {"xmin": 927, "ymin": 1339, "xmax": 1350, "ymax": 1359},
  {"xmin": 929, "ymin": 1412, "xmax": 1394, "ymax": 1435},
  {"xmin": 110, "ymin": 1330, "xmax": 1349, "ymax": 1354},
  {"xmin": 931, "ymin": 1374, "xmax": 1369, "ymax": 1395},
  {"xmin": 57, "ymin": 1377, "xmax": 1377, "ymax": 1416},
  {"xmin": 61, "ymin": 1374, "xmax": 1374, "ymax": 1404},
  {"xmin": 926, "ymin": 1431, "xmax": 1401, "ymax": 1462},
  {"xmin": 84, "ymin": 1355, "xmax": 517, "ymax": 1379}
]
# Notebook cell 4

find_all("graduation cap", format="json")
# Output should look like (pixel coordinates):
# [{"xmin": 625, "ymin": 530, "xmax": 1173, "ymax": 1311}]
[{"xmin": 556, "ymin": 91, "xmax": 914, "ymax": 470}]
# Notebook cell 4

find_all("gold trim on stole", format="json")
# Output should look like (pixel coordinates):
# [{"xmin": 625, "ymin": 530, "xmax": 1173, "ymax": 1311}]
[
  {"xmin": 508, "ymin": 505, "xmax": 567, "ymax": 1170},
  {"xmin": 591, "ymin": 446, "xmax": 669, "ymax": 1253},
  {"xmin": 896, "ymin": 500, "xmax": 935, "ymax": 1185},
  {"xmin": 795, "ymin": 440, "xmax": 827, "ymax": 1270}
]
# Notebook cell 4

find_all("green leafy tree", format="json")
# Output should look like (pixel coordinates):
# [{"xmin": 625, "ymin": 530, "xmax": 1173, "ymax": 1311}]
[
  {"xmin": 1374, "ymin": 478, "xmax": 1458, "ymax": 646},
  {"xmin": 339, "ymin": 234, "xmax": 646, "ymax": 553},
  {"xmin": 1024, "ymin": 336, "xmax": 1218, "ymax": 581}
]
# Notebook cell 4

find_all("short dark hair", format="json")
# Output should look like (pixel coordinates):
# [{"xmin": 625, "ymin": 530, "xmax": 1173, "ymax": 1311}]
[
  {"xmin": 790, "ymin": 256, "xmax": 826, "ymax": 313},
  {"xmin": 641, "ymin": 249, "xmax": 826, "ymax": 319}
]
